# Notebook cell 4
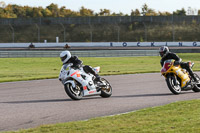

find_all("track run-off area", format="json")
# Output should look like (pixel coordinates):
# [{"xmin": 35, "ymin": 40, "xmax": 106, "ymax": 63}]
[{"xmin": 1, "ymin": 72, "xmax": 200, "ymax": 131}]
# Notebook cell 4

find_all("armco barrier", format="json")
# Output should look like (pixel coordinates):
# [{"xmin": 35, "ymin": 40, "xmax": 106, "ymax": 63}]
[
  {"xmin": 1, "ymin": 42, "xmax": 200, "ymax": 48},
  {"xmin": 0, "ymin": 50, "xmax": 159, "ymax": 58}
]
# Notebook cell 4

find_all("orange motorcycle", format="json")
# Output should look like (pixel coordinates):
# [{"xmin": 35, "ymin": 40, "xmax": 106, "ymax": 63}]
[{"xmin": 161, "ymin": 59, "xmax": 200, "ymax": 94}]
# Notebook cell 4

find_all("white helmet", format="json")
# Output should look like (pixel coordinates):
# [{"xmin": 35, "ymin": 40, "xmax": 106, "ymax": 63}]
[
  {"xmin": 159, "ymin": 46, "xmax": 169, "ymax": 57},
  {"xmin": 60, "ymin": 51, "xmax": 71, "ymax": 64}
]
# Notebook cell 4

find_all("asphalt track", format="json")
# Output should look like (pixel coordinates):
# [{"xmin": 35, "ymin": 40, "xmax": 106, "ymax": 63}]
[{"xmin": 1, "ymin": 73, "xmax": 200, "ymax": 131}]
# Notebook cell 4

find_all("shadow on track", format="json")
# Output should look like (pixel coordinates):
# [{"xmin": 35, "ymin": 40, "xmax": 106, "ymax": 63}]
[
  {"xmin": 1, "ymin": 92, "xmax": 195, "ymax": 104},
  {"xmin": 1, "ymin": 96, "xmax": 103, "ymax": 104},
  {"xmin": 1, "ymin": 98, "xmax": 72, "ymax": 104},
  {"xmin": 112, "ymin": 92, "xmax": 194, "ymax": 98}
]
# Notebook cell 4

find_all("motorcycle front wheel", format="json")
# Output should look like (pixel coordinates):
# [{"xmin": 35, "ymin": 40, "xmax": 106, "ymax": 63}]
[
  {"xmin": 100, "ymin": 78, "xmax": 112, "ymax": 98},
  {"xmin": 192, "ymin": 73, "xmax": 200, "ymax": 92},
  {"xmin": 64, "ymin": 82, "xmax": 83, "ymax": 100},
  {"xmin": 166, "ymin": 75, "xmax": 181, "ymax": 95}
]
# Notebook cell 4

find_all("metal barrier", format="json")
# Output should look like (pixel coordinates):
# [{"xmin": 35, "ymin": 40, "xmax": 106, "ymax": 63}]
[{"xmin": 0, "ymin": 50, "xmax": 159, "ymax": 58}]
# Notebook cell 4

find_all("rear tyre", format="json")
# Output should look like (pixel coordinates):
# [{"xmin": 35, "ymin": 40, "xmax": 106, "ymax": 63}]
[
  {"xmin": 166, "ymin": 75, "xmax": 181, "ymax": 95},
  {"xmin": 64, "ymin": 82, "xmax": 83, "ymax": 100},
  {"xmin": 100, "ymin": 78, "xmax": 112, "ymax": 98},
  {"xmin": 192, "ymin": 73, "xmax": 200, "ymax": 92}
]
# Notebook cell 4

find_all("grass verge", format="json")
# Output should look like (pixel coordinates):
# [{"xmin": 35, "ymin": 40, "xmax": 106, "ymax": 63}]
[
  {"xmin": 0, "ymin": 53, "xmax": 200, "ymax": 83},
  {"xmin": 4, "ymin": 99, "xmax": 200, "ymax": 133},
  {"xmin": 1, "ymin": 53, "xmax": 200, "ymax": 132}
]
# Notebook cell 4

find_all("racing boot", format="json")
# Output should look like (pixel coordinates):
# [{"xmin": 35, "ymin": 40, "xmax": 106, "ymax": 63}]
[
  {"xmin": 186, "ymin": 63, "xmax": 198, "ymax": 82},
  {"xmin": 192, "ymin": 75, "xmax": 198, "ymax": 82},
  {"xmin": 189, "ymin": 72, "xmax": 198, "ymax": 82},
  {"xmin": 94, "ymin": 74, "xmax": 101, "ymax": 82},
  {"xmin": 94, "ymin": 74, "xmax": 102, "ymax": 92}
]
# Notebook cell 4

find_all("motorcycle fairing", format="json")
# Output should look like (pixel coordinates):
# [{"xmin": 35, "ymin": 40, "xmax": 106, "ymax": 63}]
[
  {"xmin": 173, "ymin": 66, "xmax": 190, "ymax": 88},
  {"xmin": 71, "ymin": 70, "xmax": 81, "ymax": 77},
  {"xmin": 93, "ymin": 66, "xmax": 100, "ymax": 73},
  {"xmin": 161, "ymin": 59, "xmax": 190, "ymax": 88},
  {"xmin": 161, "ymin": 60, "xmax": 172, "ymax": 73},
  {"xmin": 61, "ymin": 65, "xmax": 101, "ymax": 96}
]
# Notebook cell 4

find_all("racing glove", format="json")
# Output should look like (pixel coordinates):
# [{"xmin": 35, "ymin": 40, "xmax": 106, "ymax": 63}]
[{"xmin": 174, "ymin": 61, "xmax": 180, "ymax": 66}]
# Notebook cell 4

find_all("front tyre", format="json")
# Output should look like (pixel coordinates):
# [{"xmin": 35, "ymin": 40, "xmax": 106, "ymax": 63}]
[
  {"xmin": 100, "ymin": 78, "xmax": 112, "ymax": 98},
  {"xmin": 64, "ymin": 83, "xmax": 83, "ymax": 100},
  {"xmin": 166, "ymin": 75, "xmax": 181, "ymax": 95},
  {"xmin": 192, "ymin": 73, "xmax": 200, "ymax": 92}
]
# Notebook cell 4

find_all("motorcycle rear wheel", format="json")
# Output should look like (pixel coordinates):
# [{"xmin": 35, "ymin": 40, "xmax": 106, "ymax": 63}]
[
  {"xmin": 192, "ymin": 73, "xmax": 200, "ymax": 92},
  {"xmin": 64, "ymin": 82, "xmax": 83, "ymax": 100},
  {"xmin": 166, "ymin": 75, "xmax": 181, "ymax": 95},
  {"xmin": 100, "ymin": 78, "xmax": 112, "ymax": 98}
]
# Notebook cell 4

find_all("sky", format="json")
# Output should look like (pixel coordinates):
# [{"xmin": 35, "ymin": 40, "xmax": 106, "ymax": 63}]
[{"xmin": 1, "ymin": 0, "xmax": 200, "ymax": 15}]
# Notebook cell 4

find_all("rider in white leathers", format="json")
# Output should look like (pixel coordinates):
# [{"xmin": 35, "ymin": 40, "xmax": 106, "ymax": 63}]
[{"xmin": 60, "ymin": 50, "xmax": 101, "ymax": 82}]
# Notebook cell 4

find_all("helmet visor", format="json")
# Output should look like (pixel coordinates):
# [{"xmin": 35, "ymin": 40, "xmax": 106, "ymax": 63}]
[
  {"xmin": 60, "ymin": 55, "xmax": 67, "ymax": 61},
  {"xmin": 159, "ymin": 52, "xmax": 164, "ymax": 57}
]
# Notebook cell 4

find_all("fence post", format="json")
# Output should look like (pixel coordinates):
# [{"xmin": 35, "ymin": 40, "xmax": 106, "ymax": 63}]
[
  {"xmin": 35, "ymin": 24, "xmax": 40, "ymax": 42},
  {"xmin": 116, "ymin": 24, "xmax": 120, "ymax": 42},
  {"xmin": 89, "ymin": 24, "xmax": 93, "ymax": 42},
  {"xmin": 60, "ymin": 23, "xmax": 66, "ymax": 42},
  {"xmin": 9, "ymin": 24, "xmax": 14, "ymax": 43},
  {"xmin": 172, "ymin": 15, "xmax": 175, "ymax": 41},
  {"xmin": 172, "ymin": 23, "xmax": 175, "ymax": 41},
  {"xmin": 143, "ymin": 22, "xmax": 147, "ymax": 41}
]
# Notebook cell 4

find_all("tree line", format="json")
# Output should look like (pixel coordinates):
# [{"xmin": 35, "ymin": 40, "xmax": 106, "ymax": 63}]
[{"xmin": 0, "ymin": 1, "xmax": 200, "ymax": 18}]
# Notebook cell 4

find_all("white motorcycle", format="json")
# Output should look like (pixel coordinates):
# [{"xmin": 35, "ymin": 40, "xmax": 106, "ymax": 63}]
[{"xmin": 59, "ymin": 63, "xmax": 112, "ymax": 100}]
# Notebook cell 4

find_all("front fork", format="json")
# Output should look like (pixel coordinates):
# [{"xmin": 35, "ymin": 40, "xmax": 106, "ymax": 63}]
[{"xmin": 166, "ymin": 73, "xmax": 180, "ymax": 86}]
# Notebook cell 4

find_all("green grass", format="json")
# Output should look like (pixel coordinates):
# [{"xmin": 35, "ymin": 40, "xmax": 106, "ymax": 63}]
[
  {"xmin": 1, "ymin": 53, "xmax": 200, "ymax": 132},
  {"xmin": 0, "ymin": 53, "xmax": 200, "ymax": 82},
  {"xmin": 4, "ymin": 99, "xmax": 200, "ymax": 133}
]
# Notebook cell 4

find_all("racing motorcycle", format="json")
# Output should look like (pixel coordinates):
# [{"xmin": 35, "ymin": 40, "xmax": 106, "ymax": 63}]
[
  {"xmin": 59, "ymin": 63, "xmax": 112, "ymax": 100},
  {"xmin": 161, "ymin": 59, "xmax": 200, "ymax": 94}
]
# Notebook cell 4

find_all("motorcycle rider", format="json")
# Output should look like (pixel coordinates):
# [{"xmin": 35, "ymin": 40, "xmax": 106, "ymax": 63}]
[
  {"xmin": 60, "ymin": 50, "xmax": 101, "ymax": 82},
  {"xmin": 159, "ymin": 46, "xmax": 198, "ymax": 82}
]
